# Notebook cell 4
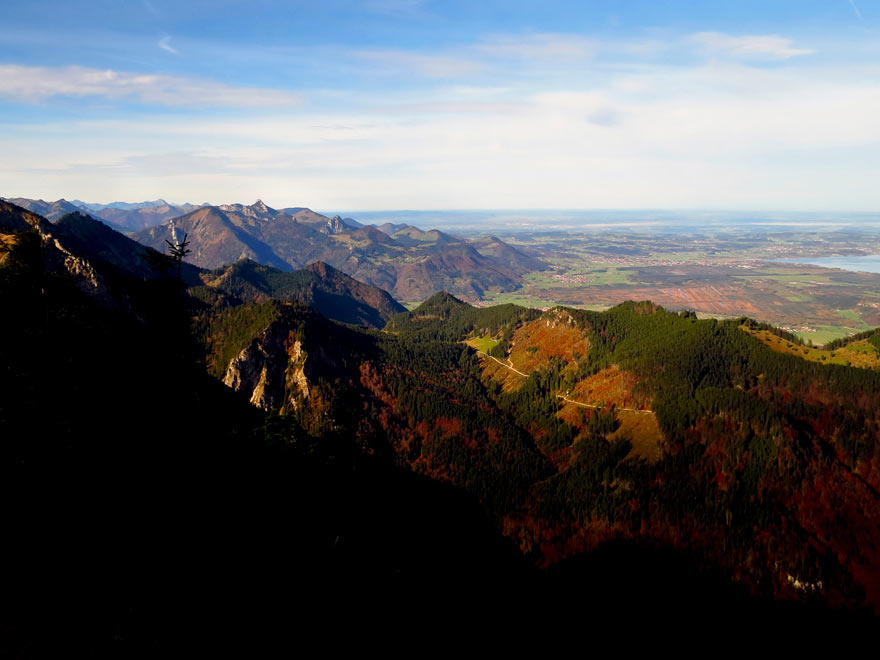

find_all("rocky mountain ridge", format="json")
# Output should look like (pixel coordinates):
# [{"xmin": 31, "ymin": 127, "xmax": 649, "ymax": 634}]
[
  {"xmin": 5, "ymin": 196, "xmax": 205, "ymax": 231},
  {"xmin": 134, "ymin": 199, "xmax": 545, "ymax": 302}
]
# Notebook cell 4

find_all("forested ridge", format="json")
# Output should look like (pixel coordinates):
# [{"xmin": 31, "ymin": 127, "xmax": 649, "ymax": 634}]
[{"xmin": 206, "ymin": 290, "xmax": 880, "ymax": 615}]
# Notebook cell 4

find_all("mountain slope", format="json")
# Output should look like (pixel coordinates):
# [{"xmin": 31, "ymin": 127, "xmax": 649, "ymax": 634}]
[
  {"xmin": 0, "ymin": 201, "xmax": 205, "ymax": 315},
  {"xmin": 1, "ymin": 200, "xmax": 53, "ymax": 233},
  {"xmin": 52, "ymin": 211, "xmax": 203, "ymax": 284},
  {"xmin": 198, "ymin": 258, "xmax": 405, "ymax": 327},
  {"xmin": 3, "ymin": 214, "xmax": 544, "ymax": 650},
  {"xmin": 135, "ymin": 205, "xmax": 293, "ymax": 270},
  {"xmin": 470, "ymin": 235, "xmax": 546, "ymax": 272},
  {"xmin": 3, "ymin": 197, "xmax": 83, "ymax": 222}
]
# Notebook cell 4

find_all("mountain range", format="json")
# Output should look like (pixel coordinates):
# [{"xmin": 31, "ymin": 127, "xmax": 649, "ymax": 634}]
[
  {"xmin": 3, "ymin": 196, "xmax": 207, "ymax": 231},
  {"xmin": 133, "ymin": 199, "xmax": 543, "ymax": 302},
  {"xmin": 0, "ymin": 200, "xmax": 403, "ymax": 329},
  {"xmin": 5, "ymin": 196, "xmax": 544, "ymax": 302}
]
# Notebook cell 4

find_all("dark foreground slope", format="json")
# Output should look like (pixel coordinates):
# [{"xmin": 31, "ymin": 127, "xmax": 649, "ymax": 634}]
[
  {"xmin": 1, "ymin": 202, "xmax": 791, "ymax": 654},
  {"xmin": 0, "ymin": 208, "xmax": 535, "ymax": 653}
]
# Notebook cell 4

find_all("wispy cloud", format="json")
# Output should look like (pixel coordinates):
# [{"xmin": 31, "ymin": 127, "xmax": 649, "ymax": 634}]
[
  {"xmin": 691, "ymin": 32, "xmax": 814, "ymax": 60},
  {"xmin": 849, "ymin": 0, "xmax": 863, "ymax": 20},
  {"xmin": 22, "ymin": 151, "xmax": 234, "ymax": 177},
  {"xmin": 0, "ymin": 64, "xmax": 301, "ymax": 107},
  {"xmin": 475, "ymin": 33, "xmax": 595, "ymax": 61},
  {"xmin": 157, "ymin": 35, "xmax": 178, "ymax": 55},
  {"xmin": 354, "ymin": 50, "xmax": 480, "ymax": 78},
  {"xmin": 142, "ymin": 0, "xmax": 160, "ymax": 18},
  {"xmin": 353, "ymin": 32, "xmax": 594, "ymax": 80}
]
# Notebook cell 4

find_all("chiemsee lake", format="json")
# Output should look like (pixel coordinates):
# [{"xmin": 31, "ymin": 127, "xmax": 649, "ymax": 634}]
[{"xmin": 776, "ymin": 255, "xmax": 880, "ymax": 274}]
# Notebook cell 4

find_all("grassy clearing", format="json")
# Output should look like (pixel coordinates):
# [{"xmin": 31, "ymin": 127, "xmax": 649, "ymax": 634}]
[
  {"xmin": 783, "ymin": 293, "xmax": 813, "ymax": 303},
  {"xmin": 0, "ymin": 234, "xmax": 18, "ymax": 264},
  {"xmin": 744, "ymin": 327, "xmax": 880, "ymax": 368},
  {"xmin": 836, "ymin": 309, "xmax": 868, "ymax": 325},
  {"xmin": 521, "ymin": 265, "xmax": 634, "ymax": 289},
  {"xmin": 482, "ymin": 291, "xmax": 556, "ymax": 308},
  {"xmin": 583, "ymin": 266, "xmax": 634, "ymax": 286},
  {"xmin": 611, "ymin": 411, "xmax": 663, "ymax": 462},
  {"xmin": 797, "ymin": 326, "xmax": 860, "ymax": 346},
  {"xmin": 464, "ymin": 335, "xmax": 500, "ymax": 352}
]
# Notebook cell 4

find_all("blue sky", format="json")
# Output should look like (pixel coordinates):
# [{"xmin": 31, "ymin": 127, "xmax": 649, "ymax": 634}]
[{"xmin": 1, "ymin": 1, "xmax": 878, "ymax": 210}]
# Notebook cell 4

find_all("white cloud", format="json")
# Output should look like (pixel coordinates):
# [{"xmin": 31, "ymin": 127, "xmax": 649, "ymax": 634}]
[
  {"xmin": 3, "ymin": 32, "xmax": 880, "ymax": 210},
  {"xmin": 0, "ymin": 64, "xmax": 300, "ymax": 107},
  {"xmin": 352, "ymin": 32, "xmax": 595, "ymax": 82},
  {"xmin": 691, "ymin": 32, "xmax": 814, "ymax": 59},
  {"xmin": 157, "ymin": 35, "xmax": 178, "ymax": 55},
  {"xmin": 7, "ymin": 57, "xmax": 879, "ymax": 211}
]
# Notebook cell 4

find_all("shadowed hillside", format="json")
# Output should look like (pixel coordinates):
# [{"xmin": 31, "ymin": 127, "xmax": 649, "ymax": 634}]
[{"xmin": 194, "ymin": 258, "xmax": 405, "ymax": 328}]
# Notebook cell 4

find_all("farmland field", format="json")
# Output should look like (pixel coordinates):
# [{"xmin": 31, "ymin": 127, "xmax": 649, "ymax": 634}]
[{"xmin": 474, "ymin": 228, "xmax": 880, "ymax": 345}]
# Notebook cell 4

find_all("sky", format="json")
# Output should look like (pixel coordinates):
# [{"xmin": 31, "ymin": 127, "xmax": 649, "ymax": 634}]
[{"xmin": 1, "ymin": 0, "xmax": 879, "ymax": 211}]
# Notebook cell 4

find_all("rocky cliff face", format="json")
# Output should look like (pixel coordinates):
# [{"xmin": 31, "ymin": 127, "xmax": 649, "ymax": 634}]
[
  {"xmin": 324, "ymin": 215, "xmax": 345, "ymax": 235},
  {"xmin": 223, "ymin": 322, "xmax": 311, "ymax": 411},
  {"xmin": 216, "ymin": 303, "xmax": 361, "ymax": 415},
  {"xmin": 0, "ymin": 200, "xmax": 114, "ymax": 303}
]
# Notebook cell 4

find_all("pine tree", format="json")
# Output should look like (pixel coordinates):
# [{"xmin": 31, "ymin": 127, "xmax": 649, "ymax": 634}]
[{"xmin": 165, "ymin": 231, "xmax": 192, "ymax": 281}]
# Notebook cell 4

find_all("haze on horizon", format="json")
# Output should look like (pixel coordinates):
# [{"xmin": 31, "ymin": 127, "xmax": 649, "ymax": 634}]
[{"xmin": 1, "ymin": 0, "xmax": 879, "ymax": 212}]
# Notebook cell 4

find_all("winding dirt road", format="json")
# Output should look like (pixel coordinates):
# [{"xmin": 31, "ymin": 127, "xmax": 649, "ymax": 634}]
[{"xmin": 476, "ymin": 350, "xmax": 654, "ymax": 415}]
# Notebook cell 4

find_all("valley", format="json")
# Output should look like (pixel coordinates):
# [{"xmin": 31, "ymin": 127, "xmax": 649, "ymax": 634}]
[{"xmin": 479, "ymin": 229, "xmax": 880, "ymax": 345}]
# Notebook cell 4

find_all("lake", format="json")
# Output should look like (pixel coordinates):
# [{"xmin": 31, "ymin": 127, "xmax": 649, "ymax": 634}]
[{"xmin": 775, "ymin": 255, "xmax": 880, "ymax": 274}]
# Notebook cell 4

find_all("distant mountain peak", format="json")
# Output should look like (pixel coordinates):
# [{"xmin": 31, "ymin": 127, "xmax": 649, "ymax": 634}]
[
  {"xmin": 305, "ymin": 260, "xmax": 335, "ymax": 276},
  {"xmin": 55, "ymin": 210, "xmax": 97, "ymax": 226},
  {"xmin": 251, "ymin": 199, "xmax": 270, "ymax": 212}
]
